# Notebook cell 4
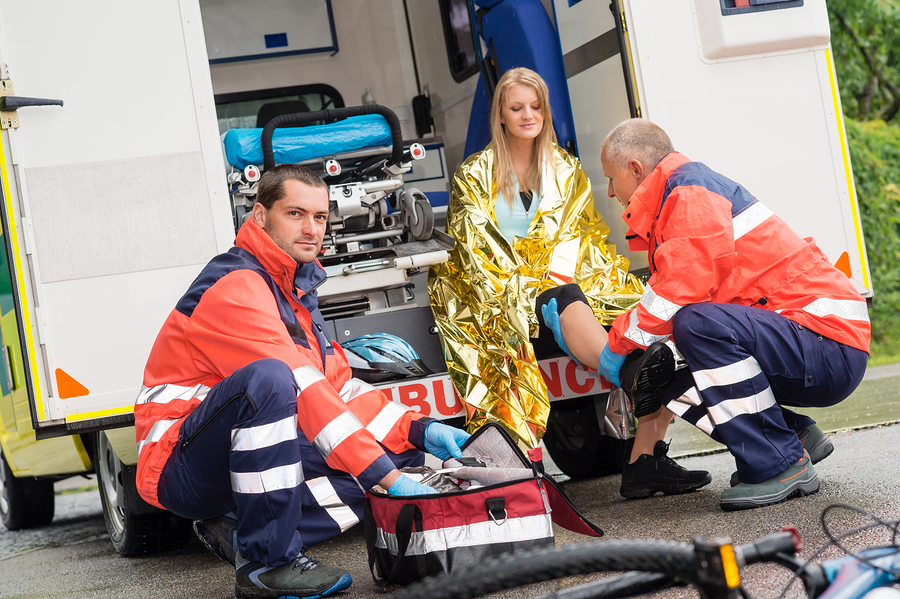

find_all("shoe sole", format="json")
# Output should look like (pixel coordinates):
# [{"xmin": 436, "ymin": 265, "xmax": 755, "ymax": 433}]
[
  {"xmin": 235, "ymin": 573, "xmax": 352, "ymax": 599},
  {"xmin": 628, "ymin": 344, "xmax": 676, "ymax": 418},
  {"xmin": 620, "ymin": 473, "xmax": 713, "ymax": 499},
  {"xmin": 719, "ymin": 475, "xmax": 819, "ymax": 511}
]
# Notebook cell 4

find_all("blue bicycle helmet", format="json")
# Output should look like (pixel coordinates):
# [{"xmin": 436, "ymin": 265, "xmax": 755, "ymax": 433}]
[{"xmin": 341, "ymin": 333, "xmax": 432, "ymax": 383}]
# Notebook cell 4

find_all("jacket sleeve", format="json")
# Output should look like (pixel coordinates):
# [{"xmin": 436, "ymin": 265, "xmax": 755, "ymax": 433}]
[
  {"xmin": 184, "ymin": 270, "xmax": 418, "ymax": 489},
  {"xmin": 609, "ymin": 184, "xmax": 735, "ymax": 353}
]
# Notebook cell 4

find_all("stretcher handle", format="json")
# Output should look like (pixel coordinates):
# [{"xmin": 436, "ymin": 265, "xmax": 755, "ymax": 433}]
[{"xmin": 261, "ymin": 104, "xmax": 404, "ymax": 171}]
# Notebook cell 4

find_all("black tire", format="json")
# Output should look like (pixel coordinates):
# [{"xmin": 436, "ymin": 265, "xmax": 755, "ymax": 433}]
[
  {"xmin": 543, "ymin": 396, "xmax": 634, "ymax": 479},
  {"xmin": 0, "ymin": 449, "xmax": 54, "ymax": 530},
  {"xmin": 392, "ymin": 539, "xmax": 699, "ymax": 599},
  {"xmin": 95, "ymin": 431, "xmax": 193, "ymax": 557}
]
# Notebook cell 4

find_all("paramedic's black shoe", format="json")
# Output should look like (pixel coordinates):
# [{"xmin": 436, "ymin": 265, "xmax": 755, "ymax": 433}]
[
  {"xmin": 720, "ymin": 450, "xmax": 818, "ymax": 511},
  {"xmin": 729, "ymin": 424, "xmax": 833, "ymax": 486},
  {"xmin": 193, "ymin": 511, "xmax": 238, "ymax": 566},
  {"xmin": 620, "ymin": 440, "xmax": 712, "ymax": 499},
  {"xmin": 235, "ymin": 548, "xmax": 352, "ymax": 599},
  {"xmin": 618, "ymin": 342, "xmax": 676, "ymax": 418}
]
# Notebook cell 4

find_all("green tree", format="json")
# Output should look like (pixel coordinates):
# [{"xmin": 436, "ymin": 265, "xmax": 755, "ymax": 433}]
[
  {"xmin": 829, "ymin": 0, "xmax": 900, "ymax": 121},
  {"xmin": 828, "ymin": 0, "xmax": 900, "ymax": 362}
]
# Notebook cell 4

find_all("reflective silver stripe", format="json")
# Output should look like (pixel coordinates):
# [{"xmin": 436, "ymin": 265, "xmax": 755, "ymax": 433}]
[
  {"xmin": 231, "ymin": 415, "xmax": 298, "ymax": 452},
  {"xmin": 231, "ymin": 462, "xmax": 304, "ymax": 494},
  {"xmin": 135, "ymin": 383, "xmax": 210, "ymax": 405},
  {"xmin": 374, "ymin": 513, "xmax": 553, "ymax": 555},
  {"xmin": 623, "ymin": 309, "xmax": 670, "ymax": 346},
  {"xmin": 692, "ymin": 357, "xmax": 762, "ymax": 392},
  {"xmin": 293, "ymin": 365, "xmax": 326, "ymax": 392},
  {"xmin": 639, "ymin": 287, "xmax": 682, "ymax": 322},
  {"xmin": 694, "ymin": 414, "xmax": 715, "ymax": 436},
  {"xmin": 666, "ymin": 387, "xmax": 715, "ymax": 435},
  {"xmin": 136, "ymin": 418, "xmax": 179, "ymax": 455},
  {"xmin": 802, "ymin": 298, "xmax": 870, "ymax": 322},
  {"xmin": 305, "ymin": 476, "xmax": 359, "ymax": 532},
  {"xmin": 706, "ymin": 388, "xmax": 777, "ymax": 426},
  {"xmin": 313, "ymin": 412, "xmax": 364, "ymax": 459},
  {"xmin": 733, "ymin": 202, "xmax": 773, "ymax": 240},
  {"xmin": 339, "ymin": 378, "xmax": 377, "ymax": 404},
  {"xmin": 366, "ymin": 402, "xmax": 411, "ymax": 442}
]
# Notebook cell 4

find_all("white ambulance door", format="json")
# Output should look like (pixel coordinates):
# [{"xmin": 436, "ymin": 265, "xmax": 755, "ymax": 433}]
[
  {"xmin": 0, "ymin": 0, "xmax": 234, "ymax": 435},
  {"xmin": 622, "ymin": 0, "xmax": 872, "ymax": 296},
  {"xmin": 553, "ymin": 0, "xmax": 648, "ymax": 270}
]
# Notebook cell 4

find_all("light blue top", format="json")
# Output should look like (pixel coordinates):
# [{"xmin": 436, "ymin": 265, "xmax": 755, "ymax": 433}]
[{"xmin": 495, "ymin": 180, "xmax": 539, "ymax": 243}]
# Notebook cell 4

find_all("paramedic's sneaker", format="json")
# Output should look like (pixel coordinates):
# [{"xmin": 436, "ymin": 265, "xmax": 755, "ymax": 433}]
[
  {"xmin": 720, "ymin": 450, "xmax": 819, "ymax": 511},
  {"xmin": 193, "ymin": 511, "xmax": 238, "ymax": 566},
  {"xmin": 235, "ymin": 548, "xmax": 352, "ymax": 599},
  {"xmin": 620, "ymin": 440, "xmax": 712, "ymax": 499},
  {"xmin": 618, "ymin": 342, "xmax": 676, "ymax": 418},
  {"xmin": 729, "ymin": 425, "xmax": 833, "ymax": 487},
  {"xmin": 798, "ymin": 424, "xmax": 834, "ymax": 464}
]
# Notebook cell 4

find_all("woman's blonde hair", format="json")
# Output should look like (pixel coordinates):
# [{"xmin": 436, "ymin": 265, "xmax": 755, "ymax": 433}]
[{"xmin": 490, "ymin": 67, "xmax": 557, "ymax": 207}]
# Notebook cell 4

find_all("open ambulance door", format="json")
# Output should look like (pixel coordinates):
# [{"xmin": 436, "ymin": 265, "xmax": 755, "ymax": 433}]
[
  {"xmin": 0, "ymin": 0, "xmax": 233, "ymax": 438},
  {"xmin": 0, "ymin": 0, "xmax": 233, "ymax": 551},
  {"xmin": 554, "ymin": 0, "xmax": 872, "ymax": 297}
]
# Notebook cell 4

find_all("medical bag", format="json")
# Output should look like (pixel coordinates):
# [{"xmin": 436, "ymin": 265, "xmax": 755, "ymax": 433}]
[{"xmin": 363, "ymin": 423, "xmax": 603, "ymax": 586}]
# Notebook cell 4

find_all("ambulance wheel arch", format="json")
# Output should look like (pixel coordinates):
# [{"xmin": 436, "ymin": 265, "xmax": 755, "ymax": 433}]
[
  {"xmin": 0, "ymin": 448, "xmax": 54, "ymax": 530},
  {"xmin": 93, "ymin": 431, "xmax": 193, "ymax": 557}
]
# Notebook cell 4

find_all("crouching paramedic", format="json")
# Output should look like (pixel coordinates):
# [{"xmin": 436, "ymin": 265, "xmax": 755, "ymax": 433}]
[
  {"xmin": 594, "ymin": 119, "xmax": 869, "ymax": 510},
  {"xmin": 134, "ymin": 164, "xmax": 469, "ymax": 599}
]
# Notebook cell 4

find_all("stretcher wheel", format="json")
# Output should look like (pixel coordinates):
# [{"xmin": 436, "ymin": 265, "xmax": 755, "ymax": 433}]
[
  {"xmin": 409, "ymin": 196, "xmax": 434, "ymax": 241},
  {"xmin": 543, "ymin": 395, "xmax": 634, "ymax": 479}
]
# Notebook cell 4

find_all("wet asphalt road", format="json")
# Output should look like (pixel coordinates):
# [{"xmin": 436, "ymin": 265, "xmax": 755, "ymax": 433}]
[{"xmin": 1, "ymin": 422, "xmax": 899, "ymax": 599}]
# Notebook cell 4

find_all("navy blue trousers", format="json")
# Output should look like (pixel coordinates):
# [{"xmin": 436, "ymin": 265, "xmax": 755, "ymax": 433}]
[
  {"xmin": 157, "ymin": 359, "xmax": 423, "ymax": 567},
  {"xmin": 662, "ymin": 304, "xmax": 867, "ymax": 483}
]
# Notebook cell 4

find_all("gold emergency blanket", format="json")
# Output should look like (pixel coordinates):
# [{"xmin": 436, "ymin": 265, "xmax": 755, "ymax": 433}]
[{"xmin": 427, "ymin": 144, "xmax": 644, "ymax": 448}]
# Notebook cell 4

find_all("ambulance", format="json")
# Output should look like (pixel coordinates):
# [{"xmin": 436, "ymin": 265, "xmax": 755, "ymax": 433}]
[{"xmin": 0, "ymin": 0, "xmax": 869, "ymax": 556}]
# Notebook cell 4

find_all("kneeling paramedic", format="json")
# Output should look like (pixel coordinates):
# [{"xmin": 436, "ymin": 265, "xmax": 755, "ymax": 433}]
[
  {"xmin": 134, "ymin": 164, "xmax": 469, "ymax": 599},
  {"xmin": 544, "ymin": 118, "xmax": 869, "ymax": 510}
]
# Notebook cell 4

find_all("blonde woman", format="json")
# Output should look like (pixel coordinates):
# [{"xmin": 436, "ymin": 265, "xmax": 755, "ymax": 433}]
[{"xmin": 428, "ymin": 67, "xmax": 642, "ymax": 449}]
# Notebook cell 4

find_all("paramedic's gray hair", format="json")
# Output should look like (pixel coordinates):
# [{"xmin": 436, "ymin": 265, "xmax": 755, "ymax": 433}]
[
  {"xmin": 602, "ymin": 119, "xmax": 674, "ymax": 171},
  {"xmin": 256, "ymin": 164, "xmax": 327, "ymax": 209}
]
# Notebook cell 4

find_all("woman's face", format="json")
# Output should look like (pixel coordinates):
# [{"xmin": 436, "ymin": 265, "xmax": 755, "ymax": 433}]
[{"xmin": 500, "ymin": 84, "xmax": 544, "ymax": 142}]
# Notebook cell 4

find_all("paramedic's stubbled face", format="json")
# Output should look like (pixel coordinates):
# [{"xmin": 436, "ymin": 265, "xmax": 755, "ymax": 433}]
[
  {"xmin": 257, "ymin": 180, "xmax": 329, "ymax": 264},
  {"xmin": 500, "ymin": 84, "xmax": 544, "ymax": 142},
  {"xmin": 601, "ymin": 146, "xmax": 641, "ymax": 210}
]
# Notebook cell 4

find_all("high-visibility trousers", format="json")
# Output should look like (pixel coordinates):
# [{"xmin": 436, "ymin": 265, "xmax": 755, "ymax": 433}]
[
  {"xmin": 157, "ymin": 358, "xmax": 423, "ymax": 566},
  {"xmin": 662, "ymin": 303, "xmax": 867, "ymax": 483}
]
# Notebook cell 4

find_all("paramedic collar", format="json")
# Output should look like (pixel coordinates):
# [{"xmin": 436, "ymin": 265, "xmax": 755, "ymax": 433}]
[
  {"xmin": 236, "ymin": 219, "xmax": 327, "ymax": 298},
  {"xmin": 622, "ymin": 152, "xmax": 690, "ymax": 253}
]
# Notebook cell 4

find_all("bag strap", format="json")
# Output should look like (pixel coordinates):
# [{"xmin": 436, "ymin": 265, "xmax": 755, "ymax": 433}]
[{"xmin": 366, "ymin": 500, "xmax": 426, "ymax": 588}]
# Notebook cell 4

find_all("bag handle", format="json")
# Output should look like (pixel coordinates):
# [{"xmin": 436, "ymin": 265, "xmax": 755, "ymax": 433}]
[{"xmin": 365, "ymin": 499, "xmax": 426, "ymax": 588}]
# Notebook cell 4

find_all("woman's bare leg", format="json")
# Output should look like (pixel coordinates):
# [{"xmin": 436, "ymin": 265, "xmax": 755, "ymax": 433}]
[
  {"xmin": 629, "ymin": 407, "xmax": 673, "ymax": 462},
  {"xmin": 558, "ymin": 302, "xmax": 673, "ymax": 462}
]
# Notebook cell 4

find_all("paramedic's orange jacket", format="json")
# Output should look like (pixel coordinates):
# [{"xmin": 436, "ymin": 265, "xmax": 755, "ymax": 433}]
[
  {"xmin": 608, "ymin": 152, "xmax": 870, "ymax": 356},
  {"xmin": 134, "ymin": 219, "xmax": 431, "ymax": 509}
]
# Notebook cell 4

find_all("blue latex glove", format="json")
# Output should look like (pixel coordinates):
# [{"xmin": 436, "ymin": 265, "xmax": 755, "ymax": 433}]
[
  {"xmin": 598, "ymin": 344, "xmax": 628, "ymax": 387},
  {"xmin": 423, "ymin": 422, "xmax": 471, "ymax": 460},
  {"xmin": 387, "ymin": 474, "xmax": 437, "ymax": 496},
  {"xmin": 540, "ymin": 298, "xmax": 580, "ymax": 364}
]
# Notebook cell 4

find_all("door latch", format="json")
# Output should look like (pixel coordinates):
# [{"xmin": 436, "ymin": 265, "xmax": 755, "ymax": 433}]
[{"xmin": 0, "ymin": 79, "xmax": 63, "ymax": 129}]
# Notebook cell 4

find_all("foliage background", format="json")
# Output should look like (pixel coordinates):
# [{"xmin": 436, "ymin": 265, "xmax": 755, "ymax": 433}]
[{"xmin": 828, "ymin": 0, "xmax": 900, "ymax": 364}]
